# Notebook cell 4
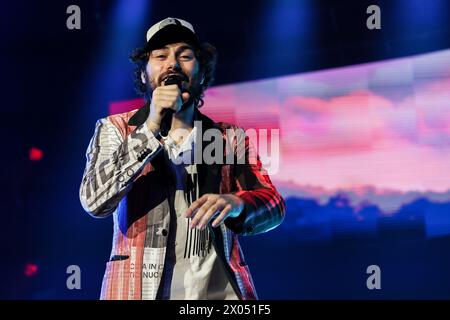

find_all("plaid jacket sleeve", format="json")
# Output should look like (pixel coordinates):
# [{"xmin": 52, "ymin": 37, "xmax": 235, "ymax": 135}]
[
  {"xmin": 79, "ymin": 117, "xmax": 162, "ymax": 217},
  {"xmin": 224, "ymin": 127, "xmax": 285, "ymax": 236}
]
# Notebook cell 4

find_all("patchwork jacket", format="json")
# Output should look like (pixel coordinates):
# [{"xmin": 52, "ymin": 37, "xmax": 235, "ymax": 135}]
[{"xmin": 79, "ymin": 104, "xmax": 285, "ymax": 300}]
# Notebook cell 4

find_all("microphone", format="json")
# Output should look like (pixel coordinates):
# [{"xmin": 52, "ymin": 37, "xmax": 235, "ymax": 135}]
[{"xmin": 160, "ymin": 74, "xmax": 184, "ymax": 137}]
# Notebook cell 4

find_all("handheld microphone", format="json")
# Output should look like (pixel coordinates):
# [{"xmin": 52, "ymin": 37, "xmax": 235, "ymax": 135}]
[{"xmin": 160, "ymin": 74, "xmax": 184, "ymax": 137}]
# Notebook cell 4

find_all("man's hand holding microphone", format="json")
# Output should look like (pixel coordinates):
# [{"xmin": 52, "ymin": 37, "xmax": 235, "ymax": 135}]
[{"xmin": 146, "ymin": 74, "xmax": 190, "ymax": 137}]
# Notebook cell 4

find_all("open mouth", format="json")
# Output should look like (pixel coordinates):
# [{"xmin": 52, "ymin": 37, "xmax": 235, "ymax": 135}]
[{"xmin": 162, "ymin": 73, "xmax": 187, "ymax": 83}]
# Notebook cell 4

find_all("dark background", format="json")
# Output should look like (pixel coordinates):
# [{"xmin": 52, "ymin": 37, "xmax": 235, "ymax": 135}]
[{"xmin": 1, "ymin": 0, "xmax": 450, "ymax": 299}]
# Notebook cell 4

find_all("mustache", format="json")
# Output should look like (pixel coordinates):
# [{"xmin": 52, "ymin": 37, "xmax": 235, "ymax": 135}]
[{"xmin": 160, "ymin": 71, "xmax": 189, "ymax": 84}]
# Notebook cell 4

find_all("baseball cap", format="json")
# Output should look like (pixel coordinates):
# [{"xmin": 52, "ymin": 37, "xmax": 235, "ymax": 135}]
[{"xmin": 145, "ymin": 17, "xmax": 200, "ymax": 51}]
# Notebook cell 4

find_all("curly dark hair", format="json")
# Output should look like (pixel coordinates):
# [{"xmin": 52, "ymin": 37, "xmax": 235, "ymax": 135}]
[{"xmin": 130, "ymin": 42, "xmax": 218, "ymax": 108}]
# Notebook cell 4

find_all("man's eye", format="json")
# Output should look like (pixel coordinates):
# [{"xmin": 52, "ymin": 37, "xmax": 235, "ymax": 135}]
[
  {"xmin": 156, "ymin": 55, "xmax": 166, "ymax": 59},
  {"xmin": 180, "ymin": 55, "xmax": 193, "ymax": 60}
]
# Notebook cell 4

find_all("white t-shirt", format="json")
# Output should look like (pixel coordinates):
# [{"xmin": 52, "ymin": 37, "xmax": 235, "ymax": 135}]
[{"xmin": 156, "ymin": 127, "xmax": 239, "ymax": 300}]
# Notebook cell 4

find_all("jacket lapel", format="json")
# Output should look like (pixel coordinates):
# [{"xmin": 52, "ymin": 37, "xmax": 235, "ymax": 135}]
[
  {"xmin": 194, "ymin": 109, "xmax": 223, "ymax": 197},
  {"xmin": 128, "ymin": 102, "xmax": 150, "ymax": 127},
  {"xmin": 193, "ymin": 110, "xmax": 239, "ymax": 275}
]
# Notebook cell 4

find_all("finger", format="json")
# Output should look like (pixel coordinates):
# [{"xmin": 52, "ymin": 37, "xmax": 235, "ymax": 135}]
[
  {"xmin": 155, "ymin": 85, "xmax": 180, "ymax": 92},
  {"xmin": 156, "ymin": 104, "xmax": 178, "ymax": 114},
  {"xmin": 198, "ymin": 203, "xmax": 224, "ymax": 230},
  {"xmin": 184, "ymin": 195, "xmax": 209, "ymax": 218},
  {"xmin": 190, "ymin": 199, "xmax": 216, "ymax": 229},
  {"xmin": 155, "ymin": 98, "xmax": 180, "ymax": 109},
  {"xmin": 153, "ymin": 95, "xmax": 179, "ymax": 105},
  {"xmin": 160, "ymin": 84, "xmax": 181, "ymax": 91},
  {"xmin": 154, "ymin": 98, "xmax": 177, "ymax": 106},
  {"xmin": 212, "ymin": 205, "xmax": 232, "ymax": 228},
  {"xmin": 153, "ymin": 89, "xmax": 181, "ymax": 98},
  {"xmin": 152, "ymin": 88, "xmax": 181, "ymax": 97},
  {"xmin": 190, "ymin": 199, "xmax": 215, "ymax": 229},
  {"xmin": 154, "ymin": 90, "xmax": 180, "ymax": 98},
  {"xmin": 181, "ymin": 92, "xmax": 190, "ymax": 103}
]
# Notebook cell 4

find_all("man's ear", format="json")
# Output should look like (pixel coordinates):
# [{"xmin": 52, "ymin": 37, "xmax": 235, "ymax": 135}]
[{"xmin": 140, "ymin": 71, "xmax": 146, "ymax": 84}]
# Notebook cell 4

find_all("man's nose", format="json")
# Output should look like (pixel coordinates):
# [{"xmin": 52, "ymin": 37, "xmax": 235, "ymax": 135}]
[{"xmin": 167, "ymin": 54, "xmax": 180, "ymax": 69}]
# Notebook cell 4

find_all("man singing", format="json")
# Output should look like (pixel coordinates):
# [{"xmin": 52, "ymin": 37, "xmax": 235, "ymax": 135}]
[{"xmin": 79, "ymin": 17, "xmax": 285, "ymax": 300}]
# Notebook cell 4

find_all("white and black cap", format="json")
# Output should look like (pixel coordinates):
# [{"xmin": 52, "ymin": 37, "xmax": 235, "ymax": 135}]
[{"xmin": 145, "ymin": 17, "xmax": 200, "ymax": 51}]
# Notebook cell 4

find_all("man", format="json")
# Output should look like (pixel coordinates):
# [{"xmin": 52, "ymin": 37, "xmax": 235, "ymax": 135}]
[{"xmin": 79, "ymin": 17, "xmax": 285, "ymax": 300}]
